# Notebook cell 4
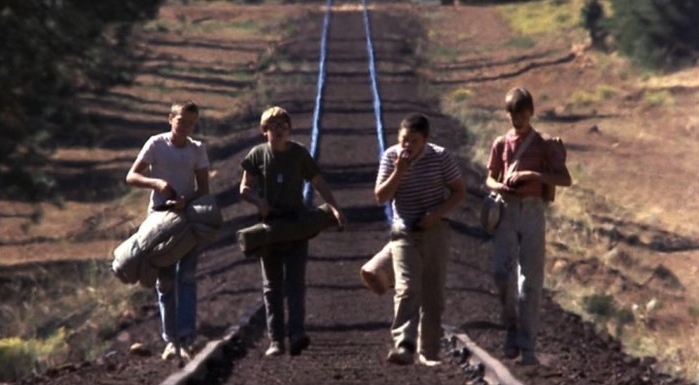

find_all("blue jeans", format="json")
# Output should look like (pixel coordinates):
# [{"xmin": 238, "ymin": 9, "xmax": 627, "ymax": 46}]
[
  {"xmin": 260, "ymin": 240, "xmax": 308, "ymax": 342},
  {"xmin": 491, "ymin": 196, "xmax": 545, "ymax": 352},
  {"xmin": 156, "ymin": 247, "xmax": 199, "ymax": 344}
]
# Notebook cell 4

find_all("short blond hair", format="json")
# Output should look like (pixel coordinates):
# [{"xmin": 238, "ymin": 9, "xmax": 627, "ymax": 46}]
[{"xmin": 260, "ymin": 106, "xmax": 292, "ymax": 133}]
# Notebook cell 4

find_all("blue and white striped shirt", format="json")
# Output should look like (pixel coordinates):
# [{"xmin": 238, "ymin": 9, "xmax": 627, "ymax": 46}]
[{"xmin": 377, "ymin": 143, "xmax": 461, "ymax": 229}]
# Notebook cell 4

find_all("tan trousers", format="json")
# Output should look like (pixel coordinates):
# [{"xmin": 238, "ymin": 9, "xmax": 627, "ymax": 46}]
[{"xmin": 390, "ymin": 221, "xmax": 450, "ymax": 358}]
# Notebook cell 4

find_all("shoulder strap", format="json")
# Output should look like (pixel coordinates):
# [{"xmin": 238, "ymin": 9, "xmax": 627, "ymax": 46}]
[
  {"xmin": 512, "ymin": 130, "xmax": 536, "ymax": 162},
  {"xmin": 505, "ymin": 130, "xmax": 536, "ymax": 176}
]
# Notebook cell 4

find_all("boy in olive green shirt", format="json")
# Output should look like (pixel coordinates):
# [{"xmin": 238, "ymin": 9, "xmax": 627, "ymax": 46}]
[{"xmin": 239, "ymin": 106, "xmax": 346, "ymax": 357}]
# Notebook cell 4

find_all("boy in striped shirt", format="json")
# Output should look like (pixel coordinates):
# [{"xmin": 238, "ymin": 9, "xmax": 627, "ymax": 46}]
[{"xmin": 375, "ymin": 113, "xmax": 465, "ymax": 366}]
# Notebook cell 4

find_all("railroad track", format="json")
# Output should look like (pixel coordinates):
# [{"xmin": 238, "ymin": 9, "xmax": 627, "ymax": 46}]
[{"xmin": 157, "ymin": 1, "xmax": 525, "ymax": 384}]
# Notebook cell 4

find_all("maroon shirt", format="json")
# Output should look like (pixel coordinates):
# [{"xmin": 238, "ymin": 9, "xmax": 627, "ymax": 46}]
[{"xmin": 487, "ymin": 129, "xmax": 565, "ymax": 198}]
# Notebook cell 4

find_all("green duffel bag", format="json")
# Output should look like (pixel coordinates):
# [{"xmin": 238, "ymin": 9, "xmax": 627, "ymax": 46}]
[{"xmin": 236, "ymin": 203, "xmax": 339, "ymax": 257}]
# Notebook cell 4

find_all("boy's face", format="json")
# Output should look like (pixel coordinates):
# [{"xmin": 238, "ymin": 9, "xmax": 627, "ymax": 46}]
[
  {"xmin": 507, "ymin": 109, "xmax": 532, "ymax": 132},
  {"xmin": 398, "ymin": 127, "xmax": 426, "ymax": 161},
  {"xmin": 170, "ymin": 110, "xmax": 198, "ymax": 137},
  {"xmin": 263, "ymin": 119, "xmax": 291, "ymax": 145}
]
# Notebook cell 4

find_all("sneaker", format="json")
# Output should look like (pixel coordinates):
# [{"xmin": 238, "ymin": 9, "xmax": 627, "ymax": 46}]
[
  {"xmin": 517, "ymin": 350, "xmax": 539, "ymax": 366},
  {"xmin": 265, "ymin": 341, "xmax": 285, "ymax": 357},
  {"xmin": 289, "ymin": 334, "xmax": 311, "ymax": 356},
  {"xmin": 386, "ymin": 345, "xmax": 415, "ymax": 365},
  {"xmin": 418, "ymin": 353, "xmax": 442, "ymax": 367},
  {"xmin": 161, "ymin": 342, "xmax": 192, "ymax": 361},
  {"xmin": 504, "ymin": 345, "xmax": 519, "ymax": 359}
]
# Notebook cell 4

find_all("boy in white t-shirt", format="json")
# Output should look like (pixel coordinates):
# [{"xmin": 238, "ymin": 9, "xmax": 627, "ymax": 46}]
[{"xmin": 125, "ymin": 99, "xmax": 210, "ymax": 361}]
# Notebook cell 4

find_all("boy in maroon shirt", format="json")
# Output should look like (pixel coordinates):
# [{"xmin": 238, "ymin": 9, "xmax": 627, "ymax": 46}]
[{"xmin": 485, "ymin": 87, "xmax": 571, "ymax": 365}]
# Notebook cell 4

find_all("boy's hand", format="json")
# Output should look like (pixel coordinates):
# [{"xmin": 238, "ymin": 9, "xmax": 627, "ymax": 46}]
[
  {"xmin": 498, "ymin": 182, "xmax": 517, "ymax": 194},
  {"xmin": 394, "ymin": 149, "xmax": 412, "ymax": 174},
  {"xmin": 257, "ymin": 200, "xmax": 271, "ymax": 218},
  {"xmin": 506, "ymin": 171, "xmax": 537, "ymax": 188},
  {"xmin": 331, "ymin": 208, "xmax": 347, "ymax": 231},
  {"xmin": 155, "ymin": 179, "xmax": 177, "ymax": 199},
  {"xmin": 170, "ymin": 196, "xmax": 187, "ymax": 211}
]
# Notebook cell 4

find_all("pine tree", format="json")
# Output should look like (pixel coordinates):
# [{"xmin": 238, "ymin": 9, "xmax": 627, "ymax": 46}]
[
  {"xmin": 0, "ymin": 0, "xmax": 162, "ymax": 200},
  {"xmin": 607, "ymin": 0, "xmax": 699, "ymax": 69}
]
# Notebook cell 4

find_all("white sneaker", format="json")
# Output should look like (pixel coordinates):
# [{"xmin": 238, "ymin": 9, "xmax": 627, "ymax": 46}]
[
  {"xmin": 265, "ymin": 341, "xmax": 285, "ymax": 357},
  {"xmin": 418, "ymin": 353, "xmax": 442, "ymax": 367},
  {"xmin": 161, "ymin": 342, "xmax": 192, "ymax": 361}
]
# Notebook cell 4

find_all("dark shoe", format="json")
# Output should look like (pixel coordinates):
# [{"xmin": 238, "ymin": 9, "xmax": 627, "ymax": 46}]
[
  {"xmin": 504, "ymin": 345, "xmax": 519, "ymax": 359},
  {"xmin": 289, "ymin": 334, "xmax": 311, "ymax": 356},
  {"xmin": 517, "ymin": 350, "xmax": 539, "ymax": 366},
  {"xmin": 265, "ymin": 341, "xmax": 285, "ymax": 357},
  {"xmin": 386, "ymin": 345, "xmax": 415, "ymax": 365},
  {"xmin": 504, "ymin": 327, "xmax": 519, "ymax": 359}
]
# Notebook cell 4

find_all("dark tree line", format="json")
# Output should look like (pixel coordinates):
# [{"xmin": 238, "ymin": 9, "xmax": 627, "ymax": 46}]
[
  {"xmin": 0, "ymin": 0, "xmax": 163, "ymax": 201},
  {"xmin": 583, "ymin": 0, "xmax": 699, "ymax": 69}
]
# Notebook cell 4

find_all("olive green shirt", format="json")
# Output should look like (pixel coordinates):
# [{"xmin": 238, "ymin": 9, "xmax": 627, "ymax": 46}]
[{"xmin": 241, "ymin": 141, "xmax": 320, "ymax": 216}]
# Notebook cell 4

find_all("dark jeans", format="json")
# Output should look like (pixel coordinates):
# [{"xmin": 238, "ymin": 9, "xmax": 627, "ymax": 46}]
[{"xmin": 260, "ymin": 239, "xmax": 309, "ymax": 342}]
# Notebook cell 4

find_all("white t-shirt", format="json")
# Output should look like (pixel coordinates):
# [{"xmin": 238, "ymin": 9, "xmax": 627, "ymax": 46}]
[{"xmin": 135, "ymin": 132, "xmax": 210, "ymax": 210}]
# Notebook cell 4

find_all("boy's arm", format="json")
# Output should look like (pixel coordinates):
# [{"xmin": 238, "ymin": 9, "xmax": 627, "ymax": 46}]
[
  {"xmin": 486, "ymin": 170, "xmax": 513, "ymax": 193},
  {"xmin": 374, "ymin": 169, "xmax": 401, "ymax": 205},
  {"xmin": 434, "ymin": 177, "xmax": 466, "ymax": 218},
  {"xmin": 185, "ymin": 167, "xmax": 210, "ymax": 201},
  {"xmin": 239, "ymin": 170, "xmax": 270, "ymax": 218},
  {"xmin": 125, "ymin": 159, "xmax": 174, "ymax": 198},
  {"xmin": 374, "ymin": 150, "xmax": 410, "ymax": 205},
  {"xmin": 167, "ymin": 167, "xmax": 210, "ymax": 211},
  {"xmin": 310, "ymin": 175, "xmax": 347, "ymax": 228},
  {"xmin": 418, "ymin": 176, "xmax": 466, "ymax": 230}
]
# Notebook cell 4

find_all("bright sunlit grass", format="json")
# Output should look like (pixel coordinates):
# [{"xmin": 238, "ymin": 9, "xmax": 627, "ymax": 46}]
[{"xmin": 497, "ymin": 0, "xmax": 593, "ymax": 36}]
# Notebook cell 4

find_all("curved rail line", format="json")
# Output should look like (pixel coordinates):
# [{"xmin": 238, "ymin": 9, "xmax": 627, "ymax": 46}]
[{"xmin": 160, "ymin": 2, "xmax": 524, "ymax": 384}]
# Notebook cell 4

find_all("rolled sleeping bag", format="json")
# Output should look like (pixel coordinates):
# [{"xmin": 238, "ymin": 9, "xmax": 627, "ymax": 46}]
[
  {"xmin": 112, "ymin": 194, "xmax": 222, "ymax": 286},
  {"xmin": 112, "ymin": 210, "xmax": 189, "ymax": 285},
  {"xmin": 236, "ymin": 203, "xmax": 339, "ymax": 257},
  {"xmin": 186, "ymin": 194, "xmax": 223, "ymax": 243}
]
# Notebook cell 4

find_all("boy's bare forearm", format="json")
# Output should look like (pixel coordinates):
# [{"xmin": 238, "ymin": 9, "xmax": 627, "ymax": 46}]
[
  {"xmin": 374, "ymin": 169, "xmax": 403, "ymax": 204},
  {"xmin": 312, "ymin": 176, "xmax": 341, "ymax": 209}
]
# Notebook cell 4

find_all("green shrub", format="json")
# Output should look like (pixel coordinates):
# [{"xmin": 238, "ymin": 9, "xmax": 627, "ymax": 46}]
[
  {"xmin": 583, "ymin": 293, "xmax": 616, "ymax": 318},
  {"xmin": 607, "ymin": 0, "xmax": 699, "ymax": 70},
  {"xmin": 0, "ymin": 329, "xmax": 67, "ymax": 382}
]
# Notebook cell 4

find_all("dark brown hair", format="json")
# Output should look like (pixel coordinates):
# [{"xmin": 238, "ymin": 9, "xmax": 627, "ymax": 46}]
[
  {"xmin": 504, "ymin": 87, "xmax": 534, "ymax": 114},
  {"xmin": 400, "ymin": 113, "xmax": 430, "ymax": 138}
]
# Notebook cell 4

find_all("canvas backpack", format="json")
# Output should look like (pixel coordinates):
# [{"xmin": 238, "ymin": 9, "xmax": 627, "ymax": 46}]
[{"xmin": 541, "ymin": 134, "xmax": 567, "ymax": 202}]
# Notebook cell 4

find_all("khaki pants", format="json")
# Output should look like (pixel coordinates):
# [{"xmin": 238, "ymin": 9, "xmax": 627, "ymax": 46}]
[
  {"xmin": 390, "ymin": 221, "xmax": 450, "ymax": 358},
  {"xmin": 492, "ymin": 196, "xmax": 546, "ymax": 352}
]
